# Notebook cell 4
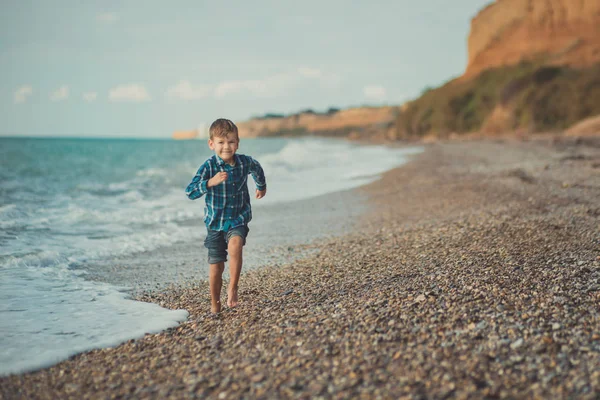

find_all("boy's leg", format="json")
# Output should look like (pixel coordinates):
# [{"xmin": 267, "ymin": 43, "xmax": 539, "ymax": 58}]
[
  {"xmin": 226, "ymin": 225, "xmax": 249, "ymax": 308},
  {"xmin": 209, "ymin": 262, "xmax": 225, "ymax": 313},
  {"xmin": 227, "ymin": 236, "xmax": 243, "ymax": 307},
  {"xmin": 204, "ymin": 228, "xmax": 228, "ymax": 313}
]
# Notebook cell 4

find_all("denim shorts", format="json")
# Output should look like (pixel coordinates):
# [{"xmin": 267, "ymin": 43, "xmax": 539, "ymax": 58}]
[{"xmin": 204, "ymin": 225, "xmax": 249, "ymax": 264}]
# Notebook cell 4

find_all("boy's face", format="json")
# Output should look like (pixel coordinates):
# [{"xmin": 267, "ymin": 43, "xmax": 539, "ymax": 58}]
[{"xmin": 208, "ymin": 133, "xmax": 239, "ymax": 163}]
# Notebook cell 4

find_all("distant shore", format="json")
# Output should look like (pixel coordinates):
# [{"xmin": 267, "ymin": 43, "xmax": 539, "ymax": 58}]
[{"xmin": 3, "ymin": 135, "xmax": 599, "ymax": 399}]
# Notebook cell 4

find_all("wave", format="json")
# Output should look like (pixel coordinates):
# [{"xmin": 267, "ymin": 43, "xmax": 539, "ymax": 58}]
[
  {"xmin": 255, "ymin": 139, "xmax": 423, "ymax": 204},
  {"xmin": 2, "ymin": 138, "xmax": 422, "ymax": 270},
  {"xmin": 0, "ymin": 260, "xmax": 188, "ymax": 376},
  {"xmin": 0, "ymin": 137, "xmax": 423, "ymax": 375}
]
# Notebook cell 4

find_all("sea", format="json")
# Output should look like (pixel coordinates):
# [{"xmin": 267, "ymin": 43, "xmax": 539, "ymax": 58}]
[{"xmin": 0, "ymin": 136, "xmax": 422, "ymax": 376}]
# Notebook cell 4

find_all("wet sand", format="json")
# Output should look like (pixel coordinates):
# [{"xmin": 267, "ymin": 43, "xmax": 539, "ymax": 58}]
[{"xmin": 2, "ymin": 136, "xmax": 599, "ymax": 399}]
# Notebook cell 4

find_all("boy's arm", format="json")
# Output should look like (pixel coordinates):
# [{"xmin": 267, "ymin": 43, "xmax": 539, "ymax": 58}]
[
  {"xmin": 185, "ymin": 162, "xmax": 211, "ymax": 200},
  {"xmin": 246, "ymin": 156, "xmax": 266, "ymax": 191}
]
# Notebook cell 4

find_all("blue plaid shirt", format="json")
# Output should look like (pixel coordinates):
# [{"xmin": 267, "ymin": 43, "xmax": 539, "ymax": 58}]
[{"xmin": 185, "ymin": 154, "xmax": 266, "ymax": 231}]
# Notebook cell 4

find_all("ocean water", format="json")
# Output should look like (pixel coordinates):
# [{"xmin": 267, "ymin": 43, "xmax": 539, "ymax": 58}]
[{"xmin": 0, "ymin": 136, "xmax": 422, "ymax": 375}]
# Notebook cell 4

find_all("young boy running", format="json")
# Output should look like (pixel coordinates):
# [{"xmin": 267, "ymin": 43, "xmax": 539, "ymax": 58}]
[{"xmin": 185, "ymin": 118, "xmax": 267, "ymax": 313}]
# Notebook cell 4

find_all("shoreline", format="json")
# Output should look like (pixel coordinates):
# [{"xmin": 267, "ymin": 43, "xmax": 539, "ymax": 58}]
[
  {"xmin": 81, "ymin": 136, "xmax": 412, "ymax": 294},
  {"xmin": 0, "ymin": 137, "xmax": 414, "ymax": 378},
  {"xmin": 2, "ymin": 136, "xmax": 599, "ymax": 398}
]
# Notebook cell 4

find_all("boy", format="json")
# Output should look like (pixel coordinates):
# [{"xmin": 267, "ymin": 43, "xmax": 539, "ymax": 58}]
[{"xmin": 185, "ymin": 118, "xmax": 267, "ymax": 313}]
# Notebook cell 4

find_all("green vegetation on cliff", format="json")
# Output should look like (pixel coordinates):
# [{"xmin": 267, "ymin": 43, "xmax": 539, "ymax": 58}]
[
  {"xmin": 395, "ymin": 62, "xmax": 600, "ymax": 137},
  {"xmin": 254, "ymin": 107, "xmax": 341, "ymax": 120}
]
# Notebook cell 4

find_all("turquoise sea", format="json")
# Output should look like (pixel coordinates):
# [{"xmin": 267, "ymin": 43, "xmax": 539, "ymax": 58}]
[{"xmin": 0, "ymin": 136, "xmax": 422, "ymax": 375}]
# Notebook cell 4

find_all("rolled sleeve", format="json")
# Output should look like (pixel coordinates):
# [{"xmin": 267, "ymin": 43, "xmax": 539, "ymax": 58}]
[
  {"xmin": 185, "ymin": 163, "xmax": 210, "ymax": 200},
  {"xmin": 247, "ymin": 156, "xmax": 266, "ymax": 191}
]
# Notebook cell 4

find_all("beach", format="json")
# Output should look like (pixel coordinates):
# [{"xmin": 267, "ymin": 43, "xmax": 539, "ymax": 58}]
[
  {"xmin": 0, "ymin": 137, "xmax": 413, "ymax": 375},
  {"xmin": 2, "ymin": 136, "xmax": 599, "ymax": 399}
]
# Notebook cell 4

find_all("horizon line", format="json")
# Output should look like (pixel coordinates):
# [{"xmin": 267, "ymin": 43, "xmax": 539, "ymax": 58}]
[{"xmin": 0, "ymin": 134, "xmax": 175, "ymax": 140}]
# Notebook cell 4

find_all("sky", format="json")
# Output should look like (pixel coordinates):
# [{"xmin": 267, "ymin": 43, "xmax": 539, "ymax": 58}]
[{"xmin": 1, "ymin": 0, "xmax": 491, "ymax": 138}]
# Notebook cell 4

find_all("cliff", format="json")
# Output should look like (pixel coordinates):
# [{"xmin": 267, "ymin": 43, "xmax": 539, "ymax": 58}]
[
  {"xmin": 465, "ymin": 0, "xmax": 600, "ymax": 79},
  {"xmin": 172, "ymin": 130, "xmax": 198, "ymax": 140},
  {"xmin": 394, "ymin": 0, "xmax": 600, "ymax": 138},
  {"xmin": 237, "ymin": 107, "xmax": 398, "ymax": 140},
  {"xmin": 566, "ymin": 115, "xmax": 600, "ymax": 136}
]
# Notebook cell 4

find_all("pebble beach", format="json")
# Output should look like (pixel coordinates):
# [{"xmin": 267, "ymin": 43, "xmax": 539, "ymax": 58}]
[{"xmin": 2, "ymin": 136, "xmax": 599, "ymax": 399}]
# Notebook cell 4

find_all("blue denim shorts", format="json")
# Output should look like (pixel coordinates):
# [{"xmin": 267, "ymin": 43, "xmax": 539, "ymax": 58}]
[{"xmin": 204, "ymin": 225, "xmax": 249, "ymax": 264}]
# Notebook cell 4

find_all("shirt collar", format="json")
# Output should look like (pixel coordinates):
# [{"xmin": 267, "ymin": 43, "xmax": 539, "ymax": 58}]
[{"xmin": 215, "ymin": 154, "xmax": 237, "ymax": 167}]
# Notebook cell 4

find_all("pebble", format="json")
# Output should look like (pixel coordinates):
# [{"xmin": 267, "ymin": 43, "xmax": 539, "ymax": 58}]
[
  {"xmin": 2, "ymin": 138, "xmax": 599, "ymax": 399},
  {"xmin": 510, "ymin": 339, "xmax": 524, "ymax": 350}
]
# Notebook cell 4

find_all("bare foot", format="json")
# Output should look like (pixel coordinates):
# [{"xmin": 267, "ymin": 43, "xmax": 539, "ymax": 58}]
[
  {"xmin": 211, "ymin": 300, "xmax": 221, "ymax": 314},
  {"xmin": 227, "ymin": 286, "xmax": 239, "ymax": 308}
]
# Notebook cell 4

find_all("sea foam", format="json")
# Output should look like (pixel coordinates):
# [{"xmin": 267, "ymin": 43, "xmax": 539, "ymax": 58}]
[
  {"xmin": 0, "ymin": 137, "xmax": 422, "ymax": 375},
  {"xmin": 0, "ymin": 261, "xmax": 188, "ymax": 376}
]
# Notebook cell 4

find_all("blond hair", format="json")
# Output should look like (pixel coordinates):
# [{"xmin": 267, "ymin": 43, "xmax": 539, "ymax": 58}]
[{"xmin": 209, "ymin": 118, "xmax": 239, "ymax": 141}]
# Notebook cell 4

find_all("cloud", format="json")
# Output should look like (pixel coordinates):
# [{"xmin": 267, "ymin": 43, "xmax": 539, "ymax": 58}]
[
  {"xmin": 50, "ymin": 85, "xmax": 69, "ymax": 101},
  {"xmin": 14, "ymin": 85, "xmax": 33, "ymax": 104},
  {"xmin": 363, "ymin": 85, "xmax": 387, "ymax": 102},
  {"xmin": 213, "ymin": 67, "xmax": 334, "ymax": 98},
  {"xmin": 166, "ymin": 80, "xmax": 211, "ymax": 100},
  {"xmin": 83, "ymin": 92, "xmax": 98, "ymax": 102},
  {"xmin": 109, "ymin": 84, "xmax": 151, "ymax": 102},
  {"xmin": 297, "ymin": 67, "xmax": 322, "ymax": 78},
  {"xmin": 298, "ymin": 67, "xmax": 342, "ymax": 89},
  {"xmin": 166, "ymin": 67, "xmax": 339, "ymax": 101},
  {"xmin": 97, "ymin": 12, "xmax": 118, "ymax": 24},
  {"xmin": 214, "ymin": 79, "xmax": 268, "ymax": 98}
]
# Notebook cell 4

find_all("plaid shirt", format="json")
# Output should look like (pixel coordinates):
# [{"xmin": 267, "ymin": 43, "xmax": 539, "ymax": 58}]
[{"xmin": 185, "ymin": 154, "xmax": 266, "ymax": 231}]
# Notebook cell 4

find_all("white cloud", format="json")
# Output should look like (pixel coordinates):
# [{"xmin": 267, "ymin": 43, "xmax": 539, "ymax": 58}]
[
  {"xmin": 50, "ymin": 85, "xmax": 69, "ymax": 101},
  {"xmin": 109, "ymin": 84, "xmax": 151, "ymax": 102},
  {"xmin": 14, "ymin": 85, "xmax": 33, "ymax": 104},
  {"xmin": 297, "ymin": 67, "xmax": 322, "ymax": 78},
  {"xmin": 97, "ymin": 12, "xmax": 118, "ymax": 24},
  {"xmin": 214, "ymin": 79, "xmax": 268, "ymax": 98},
  {"xmin": 165, "ymin": 68, "xmax": 340, "ymax": 101},
  {"xmin": 363, "ymin": 85, "xmax": 387, "ymax": 102},
  {"xmin": 166, "ymin": 80, "xmax": 211, "ymax": 100},
  {"xmin": 83, "ymin": 92, "xmax": 98, "ymax": 102},
  {"xmin": 213, "ymin": 67, "xmax": 335, "ymax": 98}
]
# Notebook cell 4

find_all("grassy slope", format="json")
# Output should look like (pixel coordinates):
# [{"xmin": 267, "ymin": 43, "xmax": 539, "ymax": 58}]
[{"xmin": 395, "ymin": 62, "xmax": 600, "ymax": 138}]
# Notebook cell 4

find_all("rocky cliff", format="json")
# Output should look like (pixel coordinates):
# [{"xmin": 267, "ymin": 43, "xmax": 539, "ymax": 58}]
[
  {"xmin": 465, "ymin": 0, "xmax": 600, "ymax": 78},
  {"xmin": 172, "ymin": 130, "xmax": 198, "ymax": 140},
  {"xmin": 237, "ymin": 107, "xmax": 398, "ymax": 140}
]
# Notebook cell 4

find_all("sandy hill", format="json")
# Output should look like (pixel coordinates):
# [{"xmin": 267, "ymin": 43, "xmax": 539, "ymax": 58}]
[
  {"xmin": 465, "ymin": 0, "xmax": 600, "ymax": 79},
  {"xmin": 237, "ymin": 107, "xmax": 397, "ymax": 140}
]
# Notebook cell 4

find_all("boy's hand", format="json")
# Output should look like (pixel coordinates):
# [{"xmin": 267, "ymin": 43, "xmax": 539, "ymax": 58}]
[
  {"xmin": 208, "ymin": 172, "xmax": 228, "ymax": 187},
  {"xmin": 256, "ymin": 188, "xmax": 266, "ymax": 199}
]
